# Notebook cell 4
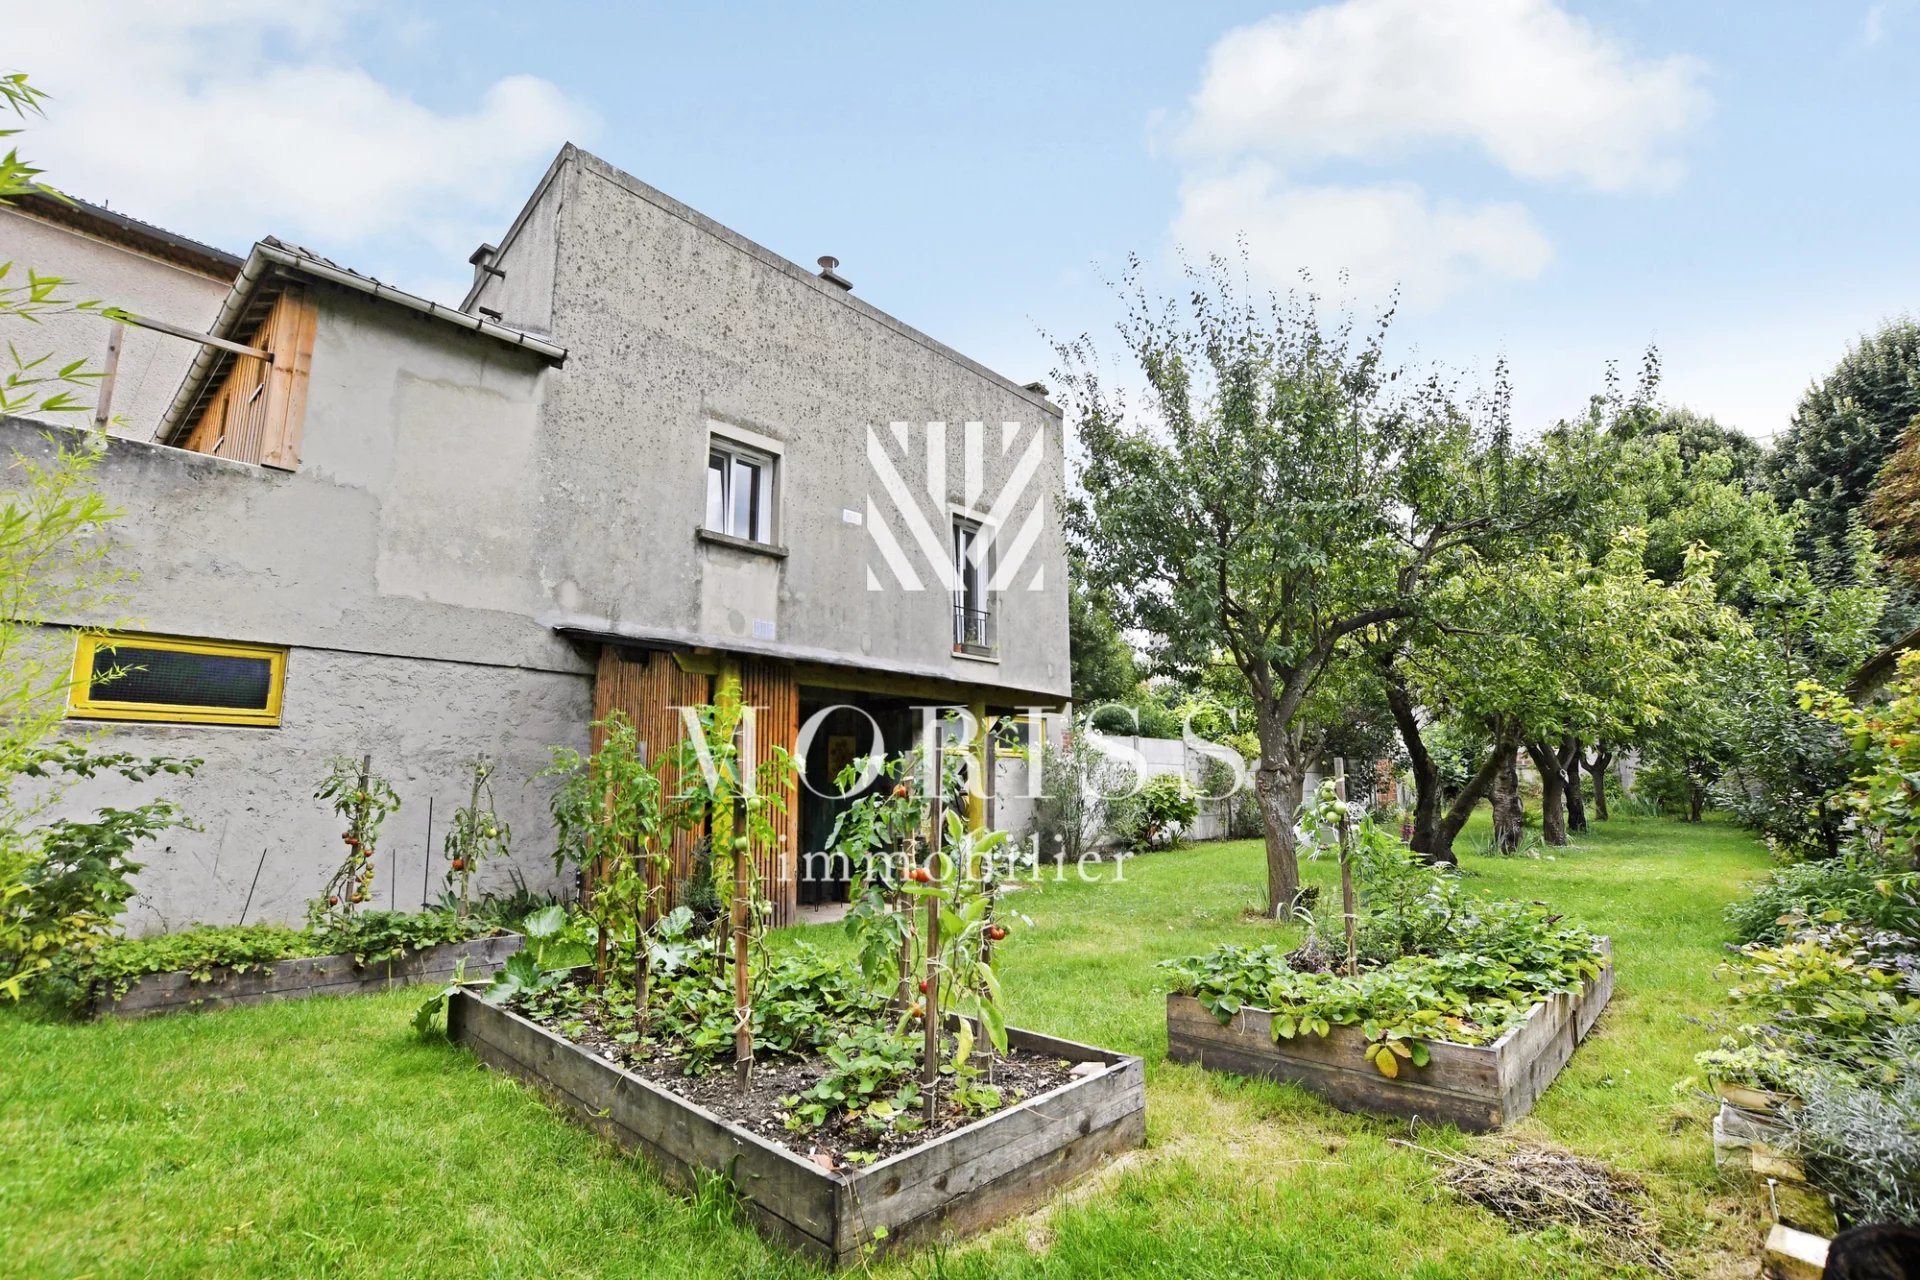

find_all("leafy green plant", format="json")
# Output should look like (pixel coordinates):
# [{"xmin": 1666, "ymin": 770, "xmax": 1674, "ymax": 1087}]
[
  {"xmin": 414, "ymin": 904, "xmax": 589, "ymax": 1035},
  {"xmin": 319, "ymin": 909, "xmax": 491, "ymax": 967},
  {"xmin": 1, "ymin": 746, "xmax": 200, "ymax": 998},
  {"xmin": 442, "ymin": 757, "xmax": 509, "ymax": 918},
  {"xmin": 312, "ymin": 755, "xmax": 400, "ymax": 928},
  {"xmin": 83, "ymin": 923, "xmax": 322, "ymax": 998},
  {"xmin": 1805, "ymin": 649, "xmax": 1920, "ymax": 866},
  {"xmin": 1698, "ymin": 923, "xmax": 1919, "ymax": 1093},
  {"xmin": 1163, "ymin": 892, "xmax": 1604, "ymax": 1077},
  {"xmin": 1724, "ymin": 854, "xmax": 1919, "ymax": 945},
  {"xmin": 1126, "ymin": 773, "xmax": 1199, "ymax": 850},
  {"xmin": 781, "ymin": 1024, "xmax": 923, "ymax": 1132}
]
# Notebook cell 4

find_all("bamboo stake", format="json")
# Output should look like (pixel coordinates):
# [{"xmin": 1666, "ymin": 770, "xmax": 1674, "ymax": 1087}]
[
  {"xmin": 733, "ymin": 825, "xmax": 752, "ymax": 1090},
  {"xmin": 420, "ymin": 796, "xmax": 433, "ymax": 909},
  {"xmin": 922, "ymin": 788, "xmax": 943, "ymax": 1126},
  {"xmin": 1335, "ymin": 758, "xmax": 1357, "ymax": 976},
  {"xmin": 458, "ymin": 765, "xmax": 483, "ymax": 918},
  {"xmin": 594, "ymin": 785, "xmax": 612, "ymax": 991}
]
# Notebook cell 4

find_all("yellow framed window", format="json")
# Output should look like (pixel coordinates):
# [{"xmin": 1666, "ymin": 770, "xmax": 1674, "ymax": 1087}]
[{"xmin": 68, "ymin": 632, "xmax": 287, "ymax": 727}]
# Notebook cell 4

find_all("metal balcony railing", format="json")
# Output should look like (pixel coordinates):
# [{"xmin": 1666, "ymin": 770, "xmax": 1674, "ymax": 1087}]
[{"xmin": 953, "ymin": 604, "xmax": 995, "ymax": 656}]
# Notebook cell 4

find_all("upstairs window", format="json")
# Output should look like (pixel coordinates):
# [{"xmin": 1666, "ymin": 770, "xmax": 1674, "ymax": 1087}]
[
  {"xmin": 952, "ymin": 516, "xmax": 993, "ymax": 655},
  {"xmin": 68, "ymin": 632, "xmax": 287, "ymax": 727},
  {"xmin": 705, "ymin": 439, "xmax": 775, "ymax": 544}
]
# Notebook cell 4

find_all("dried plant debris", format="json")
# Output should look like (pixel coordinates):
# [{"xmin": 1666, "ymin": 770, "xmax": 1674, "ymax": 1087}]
[{"xmin": 1405, "ymin": 1137, "xmax": 1672, "ymax": 1276}]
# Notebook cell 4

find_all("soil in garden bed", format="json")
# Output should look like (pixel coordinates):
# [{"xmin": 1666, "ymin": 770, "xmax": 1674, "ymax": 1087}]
[{"xmin": 517, "ymin": 994, "xmax": 1079, "ymax": 1166}]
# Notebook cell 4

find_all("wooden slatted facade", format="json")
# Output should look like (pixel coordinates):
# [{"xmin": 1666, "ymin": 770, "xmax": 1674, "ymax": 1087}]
[
  {"xmin": 590, "ymin": 647, "xmax": 802, "ymax": 926},
  {"xmin": 176, "ymin": 285, "xmax": 318, "ymax": 470},
  {"xmin": 739, "ymin": 656, "xmax": 800, "ymax": 922}
]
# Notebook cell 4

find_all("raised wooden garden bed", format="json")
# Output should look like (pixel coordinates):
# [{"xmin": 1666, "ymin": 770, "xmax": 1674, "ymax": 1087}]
[
  {"xmin": 447, "ymin": 989, "xmax": 1146, "ymax": 1268},
  {"xmin": 1710, "ymin": 1087, "xmax": 1838, "ymax": 1239},
  {"xmin": 1165, "ymin": 940, "xmax": 1613, "ymax": 1132},
  {"xmin": 94, "ymin": 933, "xmax": 523, "ymax": 1019}
]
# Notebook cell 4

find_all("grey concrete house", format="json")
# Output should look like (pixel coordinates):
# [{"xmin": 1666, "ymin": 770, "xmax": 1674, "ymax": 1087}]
[
  {"xmin": 0, "ymin": 193, "xmax": 241, "ymax": 435},
  {"xmin": 6, "ymin": 145, "xmax": 1069, "ymax": 931}
]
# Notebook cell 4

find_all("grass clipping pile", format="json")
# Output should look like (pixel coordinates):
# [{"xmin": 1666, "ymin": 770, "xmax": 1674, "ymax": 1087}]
[{"xmin": 1412, "ymin": 1137, "xmax": 1671, "ymax": 1276}]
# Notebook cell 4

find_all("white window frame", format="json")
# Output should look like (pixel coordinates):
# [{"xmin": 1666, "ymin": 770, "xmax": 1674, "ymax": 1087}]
[
  {"xmin": 703, "ymin": 425, "xmax": 782, "ymax": 546},
  {"xmin": 951, "ymin": 513, "xmax": 994, "ymax": 653}
]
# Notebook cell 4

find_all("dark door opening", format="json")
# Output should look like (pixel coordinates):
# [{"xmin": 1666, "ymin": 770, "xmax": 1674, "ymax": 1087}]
[{"xmin": 796, "ymin": 692, "xmax": 926, "ymax": 906}]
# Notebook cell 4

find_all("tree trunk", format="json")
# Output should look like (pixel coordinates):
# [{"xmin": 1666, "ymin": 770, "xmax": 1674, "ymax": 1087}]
[
  {"xmin": 1381, "ymin": 664, "xmax": 1449, "ymax": 864},
  {"xmin": 1527, "ymin": 742, "xmax": 1568, "ymax": 846},
  {"xmin": 1491, "ymin": 748, "xmax": 1524, "ymax": 853},
  {"xmin": 1561, "ymin": 738, "xmax": 1588, "ymax": 835},
  {"xmin": 1433, "ymin": 722, "xmax": 1522, "ymax": 858},
  {"xmin": 1687, "ymin": 787, "xmax": 1703, "ymax": 823},
  {"xmin": 1585, "ymin": 747, "xmax": 1612, "ymax": 821},
  {"xmin": 1253, "ymin": 708, "xmax": 1305, "ymax": 914}
]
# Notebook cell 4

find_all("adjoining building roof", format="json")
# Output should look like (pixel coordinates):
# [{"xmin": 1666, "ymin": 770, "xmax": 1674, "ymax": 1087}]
[
  {"xmin": 155, "ymin": 237, "xmax": 568, "ymax": 446},
  {"xmin": 1849, "ymin": 621, "xmax": 1920, "ymax": 699},
  {"xmin": 6, "ymin": 191, "xmax": 243, "ymax": 280}
]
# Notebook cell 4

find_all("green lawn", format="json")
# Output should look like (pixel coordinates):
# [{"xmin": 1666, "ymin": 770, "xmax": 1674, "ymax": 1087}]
[{"xmin": 0, "ymin": 815, "xmax": 1772, "ymax": 1279}]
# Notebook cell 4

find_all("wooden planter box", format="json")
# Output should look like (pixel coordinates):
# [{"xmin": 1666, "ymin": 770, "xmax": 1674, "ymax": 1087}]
[
  {"xmin": 447, "ymin": 990, "xmax": 1147, "ymax": 1268},
  {"xmin": 94, "ymin": 933, "xmax": 523, "ymax": 1019},
  {"xmin": 1165, "ymin": 941, "xmax": 1613, "ymax": 1132}
]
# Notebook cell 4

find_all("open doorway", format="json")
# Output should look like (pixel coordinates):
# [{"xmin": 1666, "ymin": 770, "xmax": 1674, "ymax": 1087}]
[{"xmin": 795, "ymin": 691, "xmax": 930, "ymax": 908}]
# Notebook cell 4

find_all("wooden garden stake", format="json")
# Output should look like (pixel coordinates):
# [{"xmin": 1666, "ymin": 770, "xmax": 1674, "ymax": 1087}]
[
  {"xmin": 733, "ymin": 813, "xmax": 753, "ymax": 1090},
  {"xmin": 1334, "ymin": 759, "xmax": 1357, "ymax": 976},
  {"xmin": 922, "ymin": 790, "xmax": 943, "ymax": 1126},
  {"xmin": 457, "ymin": 765, "xmax": 484, "ymax": 918},
  {"xmin": 922, "ymin": 887, "xmax": 939, "ymax": 1125},
  {"xmin": 594, "ymin": 785, "xmax": 613, "ymax": 991}
]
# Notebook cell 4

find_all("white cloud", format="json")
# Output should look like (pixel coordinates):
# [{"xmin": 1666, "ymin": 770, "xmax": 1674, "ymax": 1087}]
[
  {"xmin": 1179, "ymin": 0, "xmax": 1710, "ymax": 192},
  {"xmin": 1171, "ymin": 162, "xmax": 1552, "ymax": 308},
  {"xmin": 3, "ymin": 1, "xmax": 596, "ymax": 273},
  {"xmin": 1864, "ymin": 1, "xmax": 1914, "ymax": 44}
]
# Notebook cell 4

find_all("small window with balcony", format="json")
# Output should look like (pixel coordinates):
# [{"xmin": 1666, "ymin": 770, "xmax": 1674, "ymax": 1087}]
[
  {"xmin": 952, "ymin": 516, "xmax": 994, "ymax": 657},
  {"xmin": 704, "ymin": 438, "xmax": 776, "ymax": 545}
]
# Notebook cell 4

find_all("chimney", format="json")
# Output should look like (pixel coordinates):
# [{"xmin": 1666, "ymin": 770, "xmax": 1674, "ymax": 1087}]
[
  {"xmin": 816, "ymin": 255, "xmax": 853, "ymax": 291},
  {"xmin": 468, "ymin": 243, "xmax": 503, "ymax": 292}
]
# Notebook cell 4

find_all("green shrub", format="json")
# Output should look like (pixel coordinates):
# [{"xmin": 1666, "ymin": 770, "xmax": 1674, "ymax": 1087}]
[
  {"xmin": 318, "ymin": 909, "xmax": 492, "ymax": 965},
  {"xmin": 1724, "ymin": 856, "xmax": 1920, "ymax": 945},
  {"xmin": 86, "ymin": 924, "xmax": 324, "ymax": 998},
  {"xmin": 1163, "ymin": 853, "xmax": 1605, "ymax": 1069},
  {"xmin": 72, "ymin": 909, "xmax": 498, "ymax": 1006},
  {"xmin": 1162, "ymin": 904, "xmax": 1604, "ymax": 1055},
  {"xmin": 1134, "ymin": 774, "xmax": 1199, "ymax": 848},
  {"xmin": 1696, "ymin": 923, "xmax": 1919, "ymax": 1092},
  {"xmin": 1784, "ymin": 1056, "xmax": 1920, "ymax": 1227}
]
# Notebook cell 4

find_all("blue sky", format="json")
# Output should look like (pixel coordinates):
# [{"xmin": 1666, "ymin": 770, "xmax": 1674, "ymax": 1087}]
[{"xmin": 14, "ymin": 0, "xmax": 1919, "ymax": 440}]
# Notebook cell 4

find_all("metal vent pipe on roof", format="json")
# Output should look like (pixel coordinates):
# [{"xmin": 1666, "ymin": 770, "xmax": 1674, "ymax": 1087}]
[{"xmin": 816, "ymin": 255, "xmax": 853, "ymax": 291}]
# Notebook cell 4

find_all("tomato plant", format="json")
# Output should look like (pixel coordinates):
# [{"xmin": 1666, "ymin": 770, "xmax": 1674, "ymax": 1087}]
[
  {"xmin": 312, "ymin": 754, "xmax": 399, "ymax": 929},
  {"xmin": 442, "ymin": 757, "xmax": 509, "ymax": 917}
]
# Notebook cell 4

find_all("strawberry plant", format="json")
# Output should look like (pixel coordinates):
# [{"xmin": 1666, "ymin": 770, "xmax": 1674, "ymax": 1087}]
[
  {"xmin": 1163, "ymin": 858, "xmax": 1604, "ymax": 1078},
  {"xmin": 312, "ymin": 754, "xmax": 400, "ymax": 929}
]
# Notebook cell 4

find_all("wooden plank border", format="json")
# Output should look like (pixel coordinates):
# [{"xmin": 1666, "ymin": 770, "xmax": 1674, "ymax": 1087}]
[
  {"xmin": 448, "ymin": 992, "xmax": 1146, "ymax": 1268},
  {"xmin": 1165, "ymin": 940, "xmax": 1613, "ymax": 1132},
  {"xmin": 93, "ymin": 933, "xmax": 523, "ymax": 1019}
]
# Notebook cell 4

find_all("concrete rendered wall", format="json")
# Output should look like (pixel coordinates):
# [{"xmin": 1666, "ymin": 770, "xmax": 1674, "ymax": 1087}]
[
  {"xmin": 1, "ymin": 280, "xmax": 592, "ymax": 931},
  {"xmin": 992, "ymin": 721, "xmax": 1252, "ymax": 851},
  {"xmin": 0, "ymin": 207, "xmax": 231, "ymax": 438},
  {"xmin": 470, "ymin": 147, "xmax": 1072, "ymax": 704},
  {"xmin": 59, "ymin": 644, "xmax": 587, "ymax": 934}
]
